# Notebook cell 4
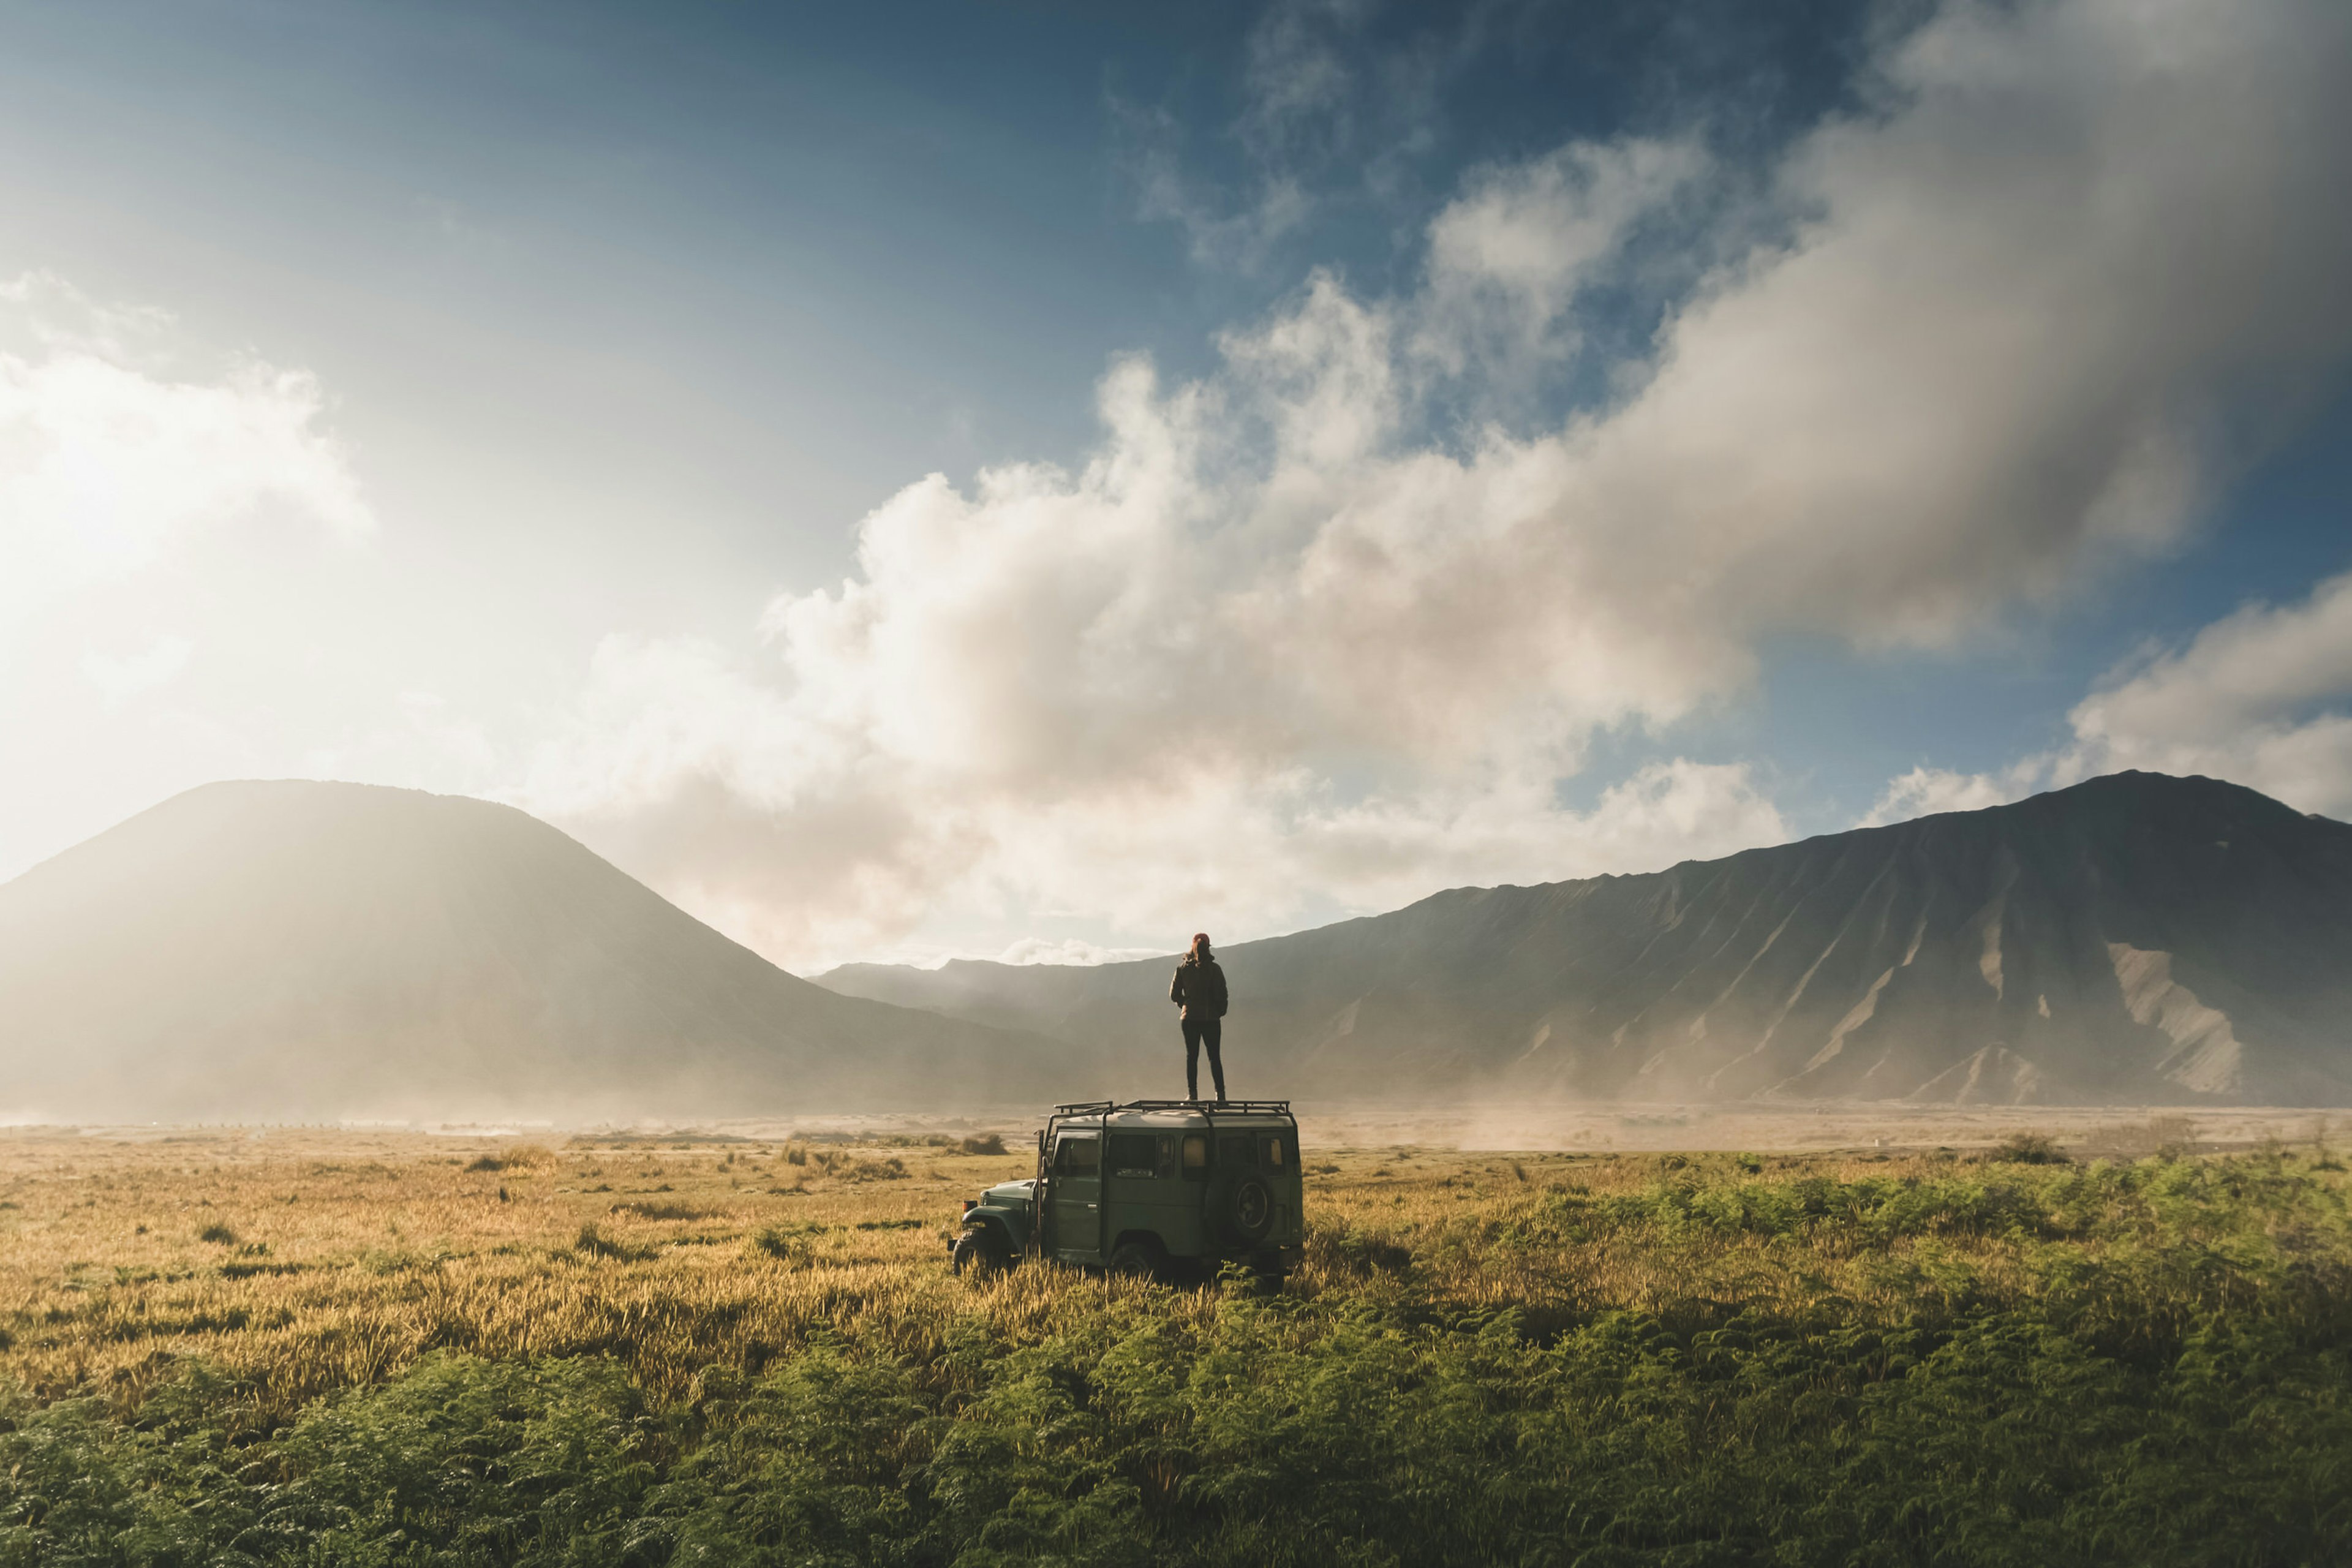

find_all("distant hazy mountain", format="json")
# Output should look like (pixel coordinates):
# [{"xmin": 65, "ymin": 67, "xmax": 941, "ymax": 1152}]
[
  {"xmin": 818, "ymin": 774, "xmax": 2352, "ymax": 1106},
  {"xmin": 0, "ymin": 781, "xmax": 1077, "ymax": 1121}
]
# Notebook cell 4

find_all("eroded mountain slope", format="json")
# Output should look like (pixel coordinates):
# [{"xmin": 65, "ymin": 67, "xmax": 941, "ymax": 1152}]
[{"xmin": 820, "ymin": 774, "xmax": 2352, "ymax": 1104}]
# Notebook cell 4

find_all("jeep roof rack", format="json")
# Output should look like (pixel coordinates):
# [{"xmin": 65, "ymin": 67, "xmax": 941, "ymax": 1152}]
[{"xmin": 1050, "ymin": 1098, "xmax": 1293, "ymax": 1117}]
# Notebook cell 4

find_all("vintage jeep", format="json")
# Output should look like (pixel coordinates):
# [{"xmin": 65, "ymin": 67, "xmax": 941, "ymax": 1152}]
[{"xmin": 950, "ymin": 1099, "xmax": 1305, "ymax": 1284}]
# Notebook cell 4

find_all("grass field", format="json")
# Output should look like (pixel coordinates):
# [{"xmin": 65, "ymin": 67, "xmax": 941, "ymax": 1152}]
[{"xmin": 3, "ymin": 1122, "xmax": 2348, "ymax": 1564}]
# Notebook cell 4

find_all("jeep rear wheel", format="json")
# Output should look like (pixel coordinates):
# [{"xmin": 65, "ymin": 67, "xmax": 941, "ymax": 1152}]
[{"xmin": 952, "ymin": 1227, "xmax": 1008, "ymax": 1278}]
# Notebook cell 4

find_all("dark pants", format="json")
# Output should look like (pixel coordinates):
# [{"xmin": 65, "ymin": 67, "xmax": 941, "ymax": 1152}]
[{"xmin": 1182, "ymin": 1016, "xmax": 1226, "ymax": 1102}]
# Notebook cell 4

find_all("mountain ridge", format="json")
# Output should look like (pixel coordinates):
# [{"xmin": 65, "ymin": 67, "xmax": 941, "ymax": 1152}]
[
  {"xmin": 0, "ymin": 780, "xmax": 1084, "ymax": 1121},
  {"xmin": 817, "ymin": 772, "xmax": 2352, "ymax": 1106}
]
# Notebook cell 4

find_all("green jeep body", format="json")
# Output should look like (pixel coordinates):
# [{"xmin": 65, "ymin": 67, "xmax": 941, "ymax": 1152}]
[{"xmin": 951, "ymin": 1099, "xmax": 1305, "ymax": 1284}]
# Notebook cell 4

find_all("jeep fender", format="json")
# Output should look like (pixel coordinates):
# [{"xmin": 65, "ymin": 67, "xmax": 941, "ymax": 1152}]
[{"xmin": 962, "ymin": 1205, "xmax": 1031, "ymax": 1253}]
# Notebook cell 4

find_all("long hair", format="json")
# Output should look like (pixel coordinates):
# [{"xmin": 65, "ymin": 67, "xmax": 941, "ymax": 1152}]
[{"xmin": 1189, "ymin": 932, "xmax": 1213, "ymax": 962}]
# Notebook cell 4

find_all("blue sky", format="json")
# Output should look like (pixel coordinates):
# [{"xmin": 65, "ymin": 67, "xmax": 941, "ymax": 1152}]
[{"xmin": 2, "ymin": 0, "xmax": 2348, "ymax": 969}]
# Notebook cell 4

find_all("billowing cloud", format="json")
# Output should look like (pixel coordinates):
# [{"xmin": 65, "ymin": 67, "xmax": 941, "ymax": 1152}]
[
  {"xmin": 80, "ymin": 634, "xmax": 194, "ymax": 704},
  {"xmin": 529, "ymin": 0, "xmax": 2352, "ymax": 969},
  {"xmin": 994, "ymin": 938, "xmax": 1172, "ymax": 968},
  {"xmin": 1863, "ymin": 570, "xmax": 2352, "ymax": 824},
  {"xmin": 1860, "ymin": 760, "xmax": 2049, "ymax": 827},
  {"xmin": 1419, "ymin": 137, "xmax": 1707, "ymax": 386},
  {"xmin": 0, "ymin": 273, "xmax": 380, "ymax": 879},
  {"xmin": 1, "ymin": 273, "xmax": 371, "ymax": 624},
  {"xmin": 2067, "ymin": 571, "xmax": 2352, "ymax": 815}
]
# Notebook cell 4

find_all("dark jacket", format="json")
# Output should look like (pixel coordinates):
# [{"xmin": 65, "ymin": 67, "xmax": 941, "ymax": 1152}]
[{"xmin": 1170, "ymin": 956, "xmax": 1228, "ymax": 1020}]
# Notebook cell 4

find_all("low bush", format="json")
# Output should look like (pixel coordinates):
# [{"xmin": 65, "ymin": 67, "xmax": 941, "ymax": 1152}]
[
  {"xmin": 570, "ymin": 1223, "xmax": 655, "ymax": 1263},
  {"xmin": 1980, "ymin": 1130, "xmax": 2071, "ymax": 1164},
  {"xmin": 749, "ymin": 1224, "xmax": 815, "ymax": 1266},
  {"xmin": 610, "ymin": 1199, "xmax": 715, "ymax": 1221}
]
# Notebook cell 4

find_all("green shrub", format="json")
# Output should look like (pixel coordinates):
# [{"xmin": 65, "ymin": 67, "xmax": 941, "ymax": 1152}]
[
  {"xmin": 1981, "ymin": 1130, "xmax": 2071, "ymax": 1164},
  {"xmin": 570, "ymin": 1223, "xmax": 652, "ymax": 1262},
  {"xmin": 749, "ymin": 1224, "xmax": 814, "ymax": 1266}
]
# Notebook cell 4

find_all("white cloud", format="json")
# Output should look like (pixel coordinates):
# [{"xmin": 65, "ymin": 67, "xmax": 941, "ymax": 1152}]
[
  {"xmin": 0, "ymin": 271, "xmax": 371, "ymax": 624},
  {"xmin": 1861, "ymin": 570, "xmax": 2352, "ymax": 824},
  {"xmin": 532, "ymin": 0, "xmax": 2352, "ymax": 968},
  {"xmin": 993, "ymin": 938, "xmax": 1170, "ymax": 967},
  {"xmin": 1420, "ymin": 137, "xmax": 1706, "ymax": 379},
  {"xmin": 2064, "ymin": 571, "xmax": 2352, "ymax": 815},
  {"xmin": 0, "ymin": 271, "xmax": 173, "ymax": 361},
  {"xmin": 0, "ymin": 273, "xmax": 386, "ymax": 880},
  {"xmin": 1860, "ymin": 761, "xmax": 2044, "ymax": 827},
  {"xmin": 80, "ymin": 634, "xmax": 193, "ymax": 703}
]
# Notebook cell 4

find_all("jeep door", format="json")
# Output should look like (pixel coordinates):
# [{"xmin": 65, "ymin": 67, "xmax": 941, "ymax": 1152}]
[
  {"xmin": 1106, "ymin": 1130, "xmax": 1200, "ymax": 1256},
  {"xmin": 1046, "ymin": 1128, "xmax": 1102, "ymax": 1263}
]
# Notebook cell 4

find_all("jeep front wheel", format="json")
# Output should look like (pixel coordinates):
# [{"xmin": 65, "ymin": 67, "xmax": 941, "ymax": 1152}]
[
  {"xmin": 1109, "ymin": 1238, "xmax": 1165, "ymax": 1283},
  {"xmin": 952, "ymin": 1227, "xmax": 1008, "ymax": 1278}
]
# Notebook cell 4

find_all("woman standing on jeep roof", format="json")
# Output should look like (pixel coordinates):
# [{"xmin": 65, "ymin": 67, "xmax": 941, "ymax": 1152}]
[{"xmin": 1170, "ymin": 932, "xmax": 1229, "ymax": 1102}]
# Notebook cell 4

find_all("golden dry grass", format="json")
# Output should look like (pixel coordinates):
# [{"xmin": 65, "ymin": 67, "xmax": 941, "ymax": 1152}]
[
  {"xmin": 6, "ymin": 1126, "xmax": 2349, "ymax": 1565},
  {"xmin": 6, "ymin": 1123, "xmax": 2301, "ymax": 1427},
  {"xmin": 0, "ymin": 1128, "xmax": 1019, "ymax": 1417}
]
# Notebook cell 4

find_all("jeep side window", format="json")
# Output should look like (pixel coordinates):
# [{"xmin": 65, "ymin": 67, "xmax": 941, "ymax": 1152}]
[
  {"xmin": 1108, "ymin": 1133, "xmax": 1157, "ymax": 1178},
  {"xmin": 1054, "ymin": 1135, "xmax": 1099, "ymax": 1175},
  {"xmin": 1180, "ymin": 1134, "xmax": 1208, "ymax": 1178},
  {"xmin": 1156, "ymin": 1134, "xmax": 1177, "ymax": 1180},
  {"xmin": 1264, "ymin": 1136, "xmax": 1286, "ymax": 1170}
]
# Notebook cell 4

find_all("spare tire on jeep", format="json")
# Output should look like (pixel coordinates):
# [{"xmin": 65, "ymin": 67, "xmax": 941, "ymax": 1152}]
[{"xmin": 1222, "ymin": 1176, "xmax": 1273, "ymax": 1246}]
